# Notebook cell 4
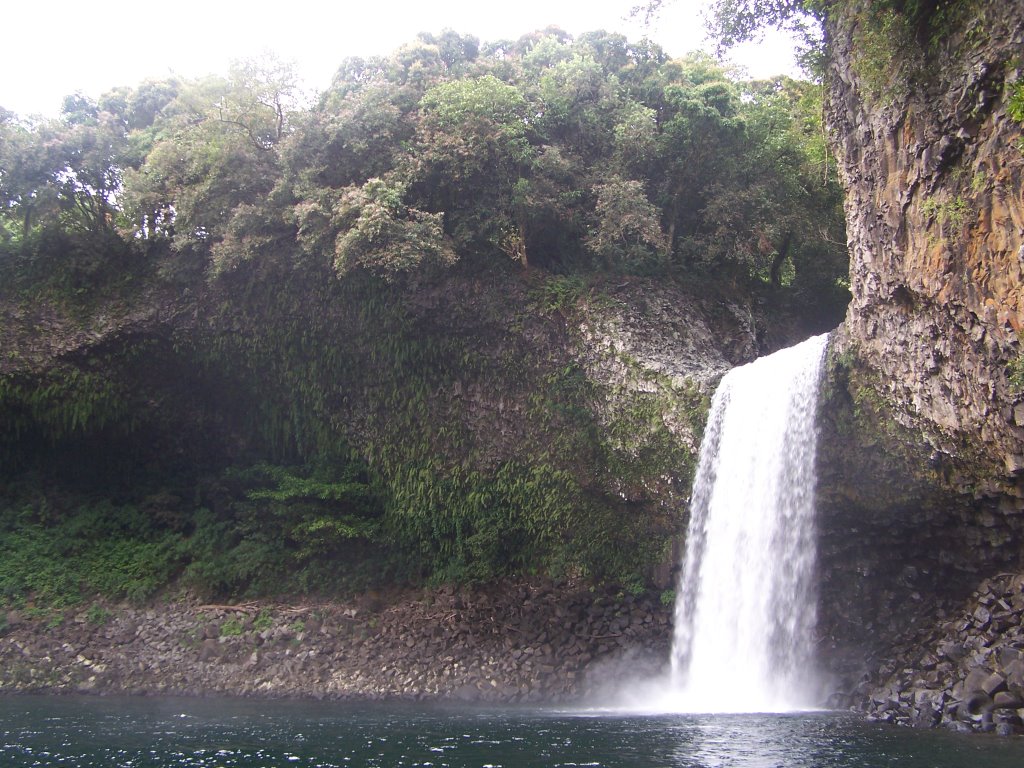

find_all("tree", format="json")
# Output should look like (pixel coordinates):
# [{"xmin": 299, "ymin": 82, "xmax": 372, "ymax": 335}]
[
  {"xmin": 0, "ymin": 115, "xmax": 63, "ymax": 240},
  {"xmin": 119, "ymin": 57, "xmax": 301, "ymax": 274},
  {"xmin": 55, "ymin": 99, "xmax": 128, "ymax": 234},
  {"xmin": 636, "ymin": 1, "xmax": 819, "ymax": 50},
  {"xmin": 291, "ymin": 174, "xmax": 456, "ymax": 281},
  {"xmin": 0, "ymin": 94, "xmax": 132, "ymax": 242},
  {"xmin": 611, "ymin": 100, "xmax": 659, "ymax": 177},
  {"xmin": 328, "ymin": 176, "xmax": 457, "ymax": 281},
  {"xmin": 536, "ymin": 53, "xmax": 617, "ymax": 154},
  {"xmin": 585, "ymin": 176, "xmax": 668, "ymax": 271},
  {"xmin": 219, "ymin": 55, "xmax": 305, "ymax": 150},
  {"xmin": 416, "ymin": 29, "xmax": 481, "ymax": 72},
  {"xmin": 5, "ymin": 26, "xmax": 847, "ymax": 299},
  {"xmin": 649, "ymin": 57, "xmax": 746, "ymax": 265},
  {"xmin": 503, "ymin": 145, "xmax": 590, "ymax": 270},
  {"xmin": 674, "ymin": 73, "xmax": 846, "ymax": 315},
  {"xmin": 412, "ymin": 75, "xmax": 535, "ymax": 252},
  {"xmin": 387, "ymin": 40, "xmax": 447, "ymax": 94},
  {"xmin": 704, "ymin": 0, "xmax": 816, "ymax": 48},
  {"xmin": 123, "ymin": 79, "xmax": 181, "ymax": 132},
  {"xmin": 739, "ymin": 76, "xmax": 847, "ymax": 310},
  {"xmin": 287, "ymin": 82, "xmax": 409, "ymax": 190}
]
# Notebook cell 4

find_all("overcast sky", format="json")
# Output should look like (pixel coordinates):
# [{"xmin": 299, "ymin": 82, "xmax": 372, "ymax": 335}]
[{"xmin": 4, "ymin": 0, "xmax": 802, "ymax": 118}]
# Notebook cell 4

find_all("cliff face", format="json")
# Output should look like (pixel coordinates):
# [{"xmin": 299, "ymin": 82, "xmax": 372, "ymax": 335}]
[
  {"xmin": 815, "ymin": 0, "xmax": 1024, "ymax": 725},
  {"xmin": 827, "ymin": 1, "xmax": 1024, "ymax": 489},
  {"xmin": 1, "ymin": 260, "xmax": 800, "ymax": 597}
]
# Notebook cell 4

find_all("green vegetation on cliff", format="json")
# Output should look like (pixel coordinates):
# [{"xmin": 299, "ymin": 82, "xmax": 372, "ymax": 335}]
[
  {"xmin": 0, "ymin": 28, "xmax": 847, "ymax": 606},
  {"xmin": 699, "ymin": 0, "xmax": 989, "ymax": 100}
]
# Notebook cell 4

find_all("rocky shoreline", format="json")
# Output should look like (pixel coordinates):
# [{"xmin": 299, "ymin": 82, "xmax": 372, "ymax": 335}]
[
  {"xmin": 849, "ymin": 572, "xmax": 1024, "ymax": 736},
  {"xmin": 8, "ymin": 572, "xmax": 1024, "ymax": 739},
  {"xmin": 0, "ymin": 580, "xmax": 671, "ymax": 704}
]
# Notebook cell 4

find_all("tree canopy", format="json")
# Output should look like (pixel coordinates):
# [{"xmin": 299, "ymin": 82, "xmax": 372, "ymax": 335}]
[{"xmin": 1, "ymin": 29, "xmax": 847, "ymax": 305}]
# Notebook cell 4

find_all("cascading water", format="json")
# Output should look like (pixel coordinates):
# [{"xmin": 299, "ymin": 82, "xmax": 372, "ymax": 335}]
[{"xmin": 648, "ymin": 333, "xmax": 829, "ymax": 713}]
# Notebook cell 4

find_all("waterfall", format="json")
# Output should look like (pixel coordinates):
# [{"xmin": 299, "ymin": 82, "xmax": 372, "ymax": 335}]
[{"xmin": 664, "ymin": 333, "xmax": 829, "ymax": 713}]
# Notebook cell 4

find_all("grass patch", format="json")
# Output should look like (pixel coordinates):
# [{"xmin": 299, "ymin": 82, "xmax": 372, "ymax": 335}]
[{"xmin": 220, "ymin": 617, "xmax": 244, "ymax": 637}]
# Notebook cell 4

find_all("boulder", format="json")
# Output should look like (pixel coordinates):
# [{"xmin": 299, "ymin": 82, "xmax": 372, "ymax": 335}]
[{"xmin": 981, "ymin": 672, "xmax": 1008, "ymax": 697}]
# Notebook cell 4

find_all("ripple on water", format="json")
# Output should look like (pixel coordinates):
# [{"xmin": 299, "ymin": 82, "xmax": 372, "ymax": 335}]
[{"xmin": 2, "ymin": 696, "xmax": 1024, "ymax": 768}]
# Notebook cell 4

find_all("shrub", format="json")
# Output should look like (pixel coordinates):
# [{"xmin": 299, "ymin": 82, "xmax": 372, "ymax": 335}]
[{"xmin": 220, "ymin": 616, "xmax": 244, "ymax": 637}]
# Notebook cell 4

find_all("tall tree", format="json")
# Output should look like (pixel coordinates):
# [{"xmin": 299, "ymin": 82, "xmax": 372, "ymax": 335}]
[
  {"xmin": 412, "ymin": 75, "xmax": 535, "ymax": 255},
  {"xmin": 119, "ymin": 56, "xmax": 301, "ymax": 276}
]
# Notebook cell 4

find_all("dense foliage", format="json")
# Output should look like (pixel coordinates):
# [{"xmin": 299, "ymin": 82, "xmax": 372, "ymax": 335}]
[
  {"xmin": 692, "ymin": 0, "xmax": 987, "ymax": 98},
  {"xmin": 0, "ymin": 29, "xmax": 848, "ymax": 606},
  {"xmin": 1, "ymin": 30, "xmax": 846, "ymax": 293}
]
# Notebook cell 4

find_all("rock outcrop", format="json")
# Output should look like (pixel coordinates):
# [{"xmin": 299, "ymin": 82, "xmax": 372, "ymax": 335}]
[
  {"xmin": 814, "ymin": 1, "xmax": 1024, "ymax": 730},
  {"xmin": 856, "ymin": 573, "xmax": 1024, "ymax": 734},
  {"xmin": 828, "ymin": 0, "xmax": 1024, "ymax": 489}
]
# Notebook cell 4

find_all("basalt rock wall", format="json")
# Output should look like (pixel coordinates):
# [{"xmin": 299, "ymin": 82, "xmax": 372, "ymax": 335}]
[
  {"xmin": 827, "ymin": 0, "xmax": 1024, "ymax": 490},
  {"xmin": 0, "ymin": 581, "xmax": 671, "ymax": 703},
  {"xmin": 813, "ymin": 0, "xmax": 1024, "ymax": 724}
]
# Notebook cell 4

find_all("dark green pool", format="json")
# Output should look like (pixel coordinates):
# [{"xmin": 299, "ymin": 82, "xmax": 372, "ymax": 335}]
[{"xmin": 2, "ymin": 695, "xmax": 1023, "ymax": 767}]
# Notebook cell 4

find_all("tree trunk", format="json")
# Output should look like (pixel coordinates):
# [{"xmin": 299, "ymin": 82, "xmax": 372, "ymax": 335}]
[{"xmin": 770, "ymin": 231, "xmax": 793, "ymax": 288}]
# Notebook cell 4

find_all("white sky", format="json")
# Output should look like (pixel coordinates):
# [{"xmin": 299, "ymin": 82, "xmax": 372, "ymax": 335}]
[{"xmin": 3, "ymin": 0, "xmax": 802, "ymax": 118}]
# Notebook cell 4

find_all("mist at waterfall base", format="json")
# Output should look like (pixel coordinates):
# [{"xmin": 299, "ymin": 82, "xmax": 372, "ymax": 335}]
[{"xmin": 614, "ymin": 334, "xmax": 830, "ymax": 714}]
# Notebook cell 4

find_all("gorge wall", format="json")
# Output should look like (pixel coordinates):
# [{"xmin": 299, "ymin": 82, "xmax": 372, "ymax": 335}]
[
  {"xmin": 813, "ymin": 0, "xmax": 1024, "ymax": 728},
  {"xmin": 828, "ymin": 0, "xmax": 1024, "ymax": 483},
  {"xmin": 1, "ymin": 258, "xmax": 809, "ymax": 599},
  {"xmin": 1, "ymin": 259, "xmax": 816, "ymax": 702},
  {"xmin": 9, "ymin": 1, "xmax": 1024, "ymax": 724}
]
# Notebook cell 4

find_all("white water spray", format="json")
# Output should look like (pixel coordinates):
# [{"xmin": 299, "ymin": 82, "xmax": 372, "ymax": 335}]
[{"xmin": 629, "ymin": 333, "xmax": 829, "ymax": 713}]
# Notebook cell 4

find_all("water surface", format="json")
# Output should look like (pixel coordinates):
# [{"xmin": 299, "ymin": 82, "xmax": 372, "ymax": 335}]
[{"xmin": 2, "ymin": 695, "xmax": 1024, "ymax": 767}]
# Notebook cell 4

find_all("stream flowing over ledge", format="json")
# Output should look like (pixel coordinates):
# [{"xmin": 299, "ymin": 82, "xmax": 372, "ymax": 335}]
[{"xmin": 4, "ymin": 1, "xmax": 1024, "ymax": 739}]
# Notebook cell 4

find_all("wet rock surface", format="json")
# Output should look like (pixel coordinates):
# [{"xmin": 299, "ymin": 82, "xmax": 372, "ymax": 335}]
[
  {"xmin": 814, "ymin": 337, "xmax": 1024, "ymax": 709},
  {"xmin": 0, "ymin": 581, "xmax": 671, "ymax": 703}
]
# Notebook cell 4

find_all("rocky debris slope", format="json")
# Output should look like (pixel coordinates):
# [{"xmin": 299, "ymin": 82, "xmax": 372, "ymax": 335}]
[
  {"xmin": 0, "ymin": 581, "xmax": 671, "ymax": 703},
  {"xmin": 853, "ymin": 573, "xmax": 1024, "ymax": 735}
]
